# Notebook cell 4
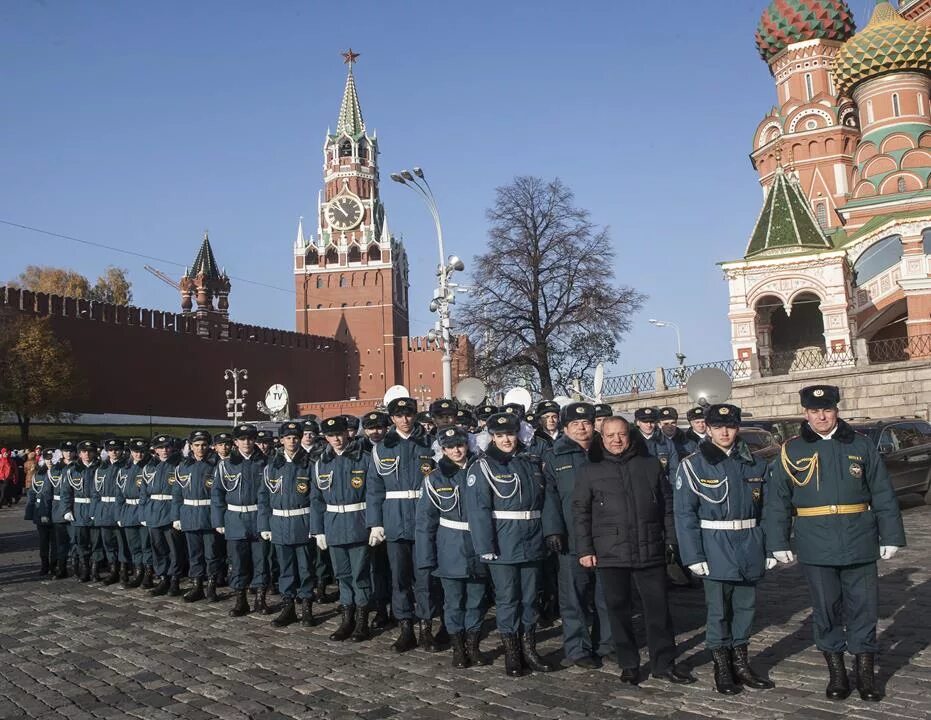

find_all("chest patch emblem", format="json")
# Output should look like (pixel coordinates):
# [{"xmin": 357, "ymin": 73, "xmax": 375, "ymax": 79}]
[
  {"xmin": 659, "ymin": 456, "xmax": 668, "ymax": 467},
  {"xmin": 420, "ymin": 461, "xmax": 435, "ymax": 476},
  {"xmin": 205, "ymin": 477, "xmax": 213, "ymax": 488},
  {"xmin": 351, "ymin": 475, "xmax": 364, "ymax": 489},
  {"xmin": 752, "ymin": 487, "xmax": 762, "ymax": 503},
  {"xmin": 467, "ymin": 475, "xmax": 476, "ymax": 487},
  {"xmin": 296, "ymin": 481, "xmax": 309, "ymax": 494},
  {"xmin": 136, "ymin": 478, "xmax": 142, "ymax": 487},
  {"xmin": 849, "ymin": 462, "xmax": 863, "ymax": 479}
]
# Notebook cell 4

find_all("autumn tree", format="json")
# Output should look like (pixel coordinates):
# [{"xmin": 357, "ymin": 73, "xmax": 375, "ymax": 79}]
[
  {"xmin": 0, "ymin": 313, "xmax": 79, "ymax": 445},
  {"xmin": 90, "ymin": 266, "xmax": 133, "ymax": 305},
  {"xmin": 461, "ymin": 176, "xmax": 645, "ymax": 399},
  {"xmin": 10, "ymin": 265, "xmax": 132, "ymax": 305}
]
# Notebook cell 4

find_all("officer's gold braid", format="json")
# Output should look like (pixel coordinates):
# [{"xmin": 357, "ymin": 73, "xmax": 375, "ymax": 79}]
[{"xmin": 780, "ymin": 444, "xmax": 820, "ymax": 491}]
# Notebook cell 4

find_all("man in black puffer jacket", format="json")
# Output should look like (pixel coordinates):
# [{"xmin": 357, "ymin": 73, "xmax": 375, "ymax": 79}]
[{"xmin": 573, "ymin": 416, "xmax": 694, "ymax": 686}]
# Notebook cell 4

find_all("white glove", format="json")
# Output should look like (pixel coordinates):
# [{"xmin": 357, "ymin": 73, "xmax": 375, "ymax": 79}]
[
  {"xmin": 773, "ymin": 550, "xmax": 795, "ymax": 564},
  {"xmin": 315, "ymin": 534, "xmax": 328, "ymax": 551},
  {"xmin": 879, "ymin": 545, "xmax": 899, "ymax": 560},
  {"xmin": 765, "ymin": 557, "xmax": 778, "ymax": 570},
  {"xmin": 63, "ymin": 512, "xmax": 74, "ymax": 522},
  {"xmin": 368, "ymin": 526, "xmax": 386, "ymax": 547},
  {"xmin": 172, "ymin": 520, "xmax": 182, "ymax": 531},
  {"xmin": 481, "ymin": 553, "xmax": 498, "ymax": 561},
  {"xmin": 260, "ymin": 531, "xmax": 272, "ymax": 541},
  {"xmin": 117, "ymin": 521, "xmax": 122, "ymax": 527},
  {"xmin": 689, "ymin": 562, "xmax": 710, "ymax": 576},
  {"xmin": 40, "ymin": 516, "xmax": 49, "ymax": 524},
  {"xmin": 140, "ymin": 520, "xmax": 147, "ymax": 527},
  {"xmin": 216, "ymin": 526, "xmax": 225, "ymax": 534}
]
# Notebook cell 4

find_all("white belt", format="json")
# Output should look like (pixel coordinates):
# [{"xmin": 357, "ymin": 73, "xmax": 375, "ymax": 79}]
[
  {"xmin": 439, "ymin": 517, "xmax": 469, "ymax": 531},
  {"xmin": 273, "ymin": 507, "xmax": 311, "ymax": 517},
  {"xmin": 385, "ymin": 490, "xmax": 422, "ymax": 500},
  {"xmin": 100, "ymin": 496, "xmax": 116, "ymax": 503},
  {"xmin": 326, "ymin": 502, "xmax": 366, "ymax": 514},
  {"xmin": 228, "ymin": 504, "xmax": 258, "ymax": 513},
  {"xmin": 74, "ymin": 498, "xmax": 91, "ymax": 504},
  {"xmin": 492, "ymin": 510, "xmax": 541, "ymax": 521},
  {"xmin": 124, "ymin": 498, "xmax": 139, "ymax": 505},
  {"xmin": 183, "ymin": 499, "xmax": 211, "ymax": 507},
  {"xmin": 53, "ymin": 494, "xmax": 61, "ymax": 501},
  {"xmin": 700, "ymin": 519, "xmax": 758, "ymax": 530},
  {"xmin": 150, "ymin": 494, "xmax": 172, "ymax": 501}
]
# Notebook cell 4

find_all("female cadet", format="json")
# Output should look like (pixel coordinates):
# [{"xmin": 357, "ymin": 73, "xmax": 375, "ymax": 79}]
[
  {"xmin": 116, "ymin": 439, "xmax": 156, "ymax": 588},
  {"xmin": 673, "ymin": 403, "xmax": 774, "ymax": 695},
  {"xmin": 466, "ymin": 412, "xmax": 552, "ymax": 676},
  {"xmin": 25, "ymin": 448, "xmax": 56, "ymax": 576},
  {"xmin": 416, "ymin": 425, "xmax": 488, "ymax": 668},
  {"xmin": 310, "ymin": 416, "xmax": 374, "ymax": 642}
]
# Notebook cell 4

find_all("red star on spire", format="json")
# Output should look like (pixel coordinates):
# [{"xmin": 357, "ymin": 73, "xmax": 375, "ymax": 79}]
[{"xmin": 342, "ymin": 48, "xmax": 360, "ymax": 66}]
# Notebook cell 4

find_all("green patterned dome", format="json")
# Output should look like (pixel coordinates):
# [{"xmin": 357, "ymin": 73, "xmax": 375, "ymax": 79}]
[
  {"xmin": 833, "ymin": 1, "xmax": 931, "ymax": 96},
  {"xmin": 756, "ymin": 0, "xmax": 855, "ymax": 63}
]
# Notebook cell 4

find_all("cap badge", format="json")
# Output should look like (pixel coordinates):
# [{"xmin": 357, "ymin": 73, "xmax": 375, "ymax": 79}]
[
  {"xmin": 398, "ymin": 400, "xmax": 408, "ymax": 407},
  {"xmin": 576, "ymin": 407, "xmax": 585, "ymax": 414},
  {"xmin": 445, "ymin": 429, "xmax": 455, "ymax": 437},
  {"xmin": 719, "ymin": 407, "xmax": 730, "ymax": 415},
  {"xmin": 813, "ymin": 389, "xmax": 825, "ymax": 397},
  {"xmin": 497, "ymin": 417, "xmax": 507, "ymax": 424}
]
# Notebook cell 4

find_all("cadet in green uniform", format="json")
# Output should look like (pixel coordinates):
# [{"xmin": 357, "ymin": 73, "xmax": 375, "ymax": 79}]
[{"xmin": 764, "ymin": 385, "xmax": 906, "ymax": 702}]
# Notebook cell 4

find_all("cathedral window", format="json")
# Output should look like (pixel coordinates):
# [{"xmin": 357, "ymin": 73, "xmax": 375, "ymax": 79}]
[
  {"xmin": 815, "ymin": 202, "xmax": 827, "ymax": 228},
  {"xmin": 804, "ymin": 73, "xmax": 814, "ymax": 101},
  {"xmin": 316, "ymin": 276, "xmax": 324, "ymax": 289},
  {"xmin": 339, "ymin": 275, "xmax": 348, "ymax": 288},
  {"xmin": 866, "ymin": 100, "xmax": 874, "ymax": 124},
  {"xmin": 892, "ymin": 93, "xmax": 901, "ymax": 118},
  {"xmin": 897, "ymin": 177, "xmax": 907, "ymax": 193}
]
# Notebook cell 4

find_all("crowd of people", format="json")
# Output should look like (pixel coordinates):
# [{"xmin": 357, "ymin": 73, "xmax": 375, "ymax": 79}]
[
  {"xmin": 19, "ymin": 385, "xmax": 905, "ymax": 702},
  {"xmin": 0, "ymin": 446, "xmax": 30, "ymax": 508}
]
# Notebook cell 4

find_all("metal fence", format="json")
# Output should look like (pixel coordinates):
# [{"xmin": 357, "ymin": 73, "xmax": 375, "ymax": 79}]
[
  {"xmin": 662, "ymin": 359, "xmax": 751, "ymax": 389},
  {"xmin": 867, "ymin": 333, "xmax": 931, "ymax": 363},
  {"xmin": 601, "ymin": 370, "xmax": 655, "ymax": 396},
  {"xmin": 759, "ymin": 346, "xmax": 855, "ymax": 375}
]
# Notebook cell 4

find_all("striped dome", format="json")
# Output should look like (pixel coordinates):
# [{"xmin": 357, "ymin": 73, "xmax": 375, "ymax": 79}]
[
  {"xmin": 833, "ymin": 1, "xmax": 931, "ymax": 96},
  {"xmin": 755, "ymin": 0, "xmax": 855, "ymax": 62}
]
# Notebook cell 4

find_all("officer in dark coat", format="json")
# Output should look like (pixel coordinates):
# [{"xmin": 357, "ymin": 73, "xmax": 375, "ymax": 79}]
[
  {"xmin": 368, "ymin": 397, "xmax": 444, "ymax": 653},
  {"xmin": 659, "ymin": 407, "xmax": 698, "ymax": 461},
  {"xmin": 93, "ymin": 439, "xmax": 128, "ymax": 585},
  {"xmin": 358, "ymin": 410, "xmax": 392, "ymax": 627},
  {"xmin": 61, "ymin": 440, "xmax": 101, "ymax": 582},
  {"xmin": 259, "ymin": 421, "xmax": 317, "ymax": 628},
  {"xmin": 39, "ymin": 441, "xmax": 76, "ymax": 579},
  {"xmin": 593, "ymin": 403, "xmax": 614, "ymax": 434},
  {"xmin": 416, "ymin": 426, "xmax": 489, "ymax": 668},
  {"xmin": 634, "ymin": 407, "xmax": 679, "ymax": 480},
  {"xmin": 475, "ymin": 404, "xmax": 497, "ymax": 432},
  {"xmin": 25, "ymin": 449, "xmax": 56, "ymax": 576},
  {"xmin": 360, "ymin": 411, "xmax": 390, "ymax": 449},
  {"xmin": 310, "ymin": 416, "xmax": 373, "ymax": 640},
  {"xmin": 574, "ymin": 416, "xmax": 694, "ymax": 686},
  {"xmin": 466, "ymin": 412, "xmax": 552, "ymax": 677},
  {"xmin": 674, "ymin": 404, "xmax": 774, "ymax": 694},
  {"xmin": 765, "ymin": 385, "xmax": 906, "ymax": 702},
  {"xmin": 541, "ymin": 402, "xmax": 612, "ymax": 669},
  {"xmin": 141, "ymin": 435, "xmax": 185, "ymax": 597},
  {"xmin": 534, "ymin": 400, "xmax": 561, "ymax": 447},
  {"xmin": 685, "ymin": 407, "xmax": 707, "ymax": 446},
  {"xmin": 115, "ymin": 438, "xmax": 154, "ymax": 588},
  {"xmin": 212, "ymin": 423, "xmax": 270, "ymax": 617},
  {"xmin": 172, "ymin": 430, "xmax": 221, "ymax": 602}
]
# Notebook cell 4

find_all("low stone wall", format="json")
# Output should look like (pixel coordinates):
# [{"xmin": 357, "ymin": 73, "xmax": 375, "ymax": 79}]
[{"xmin": 606, "ymin": 359, "xmax": 931, "ymax": 420}]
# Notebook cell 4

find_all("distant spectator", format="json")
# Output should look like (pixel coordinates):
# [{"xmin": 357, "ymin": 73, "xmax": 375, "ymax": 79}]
[{"xmin": 0, "ymin": 448, "xmax": 12, "ymax": 507}]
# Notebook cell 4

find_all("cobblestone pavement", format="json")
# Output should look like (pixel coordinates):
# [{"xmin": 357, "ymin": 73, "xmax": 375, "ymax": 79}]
[{"xmin": 1, "ymin": 500, "xmax": 929, "ymax": 720}]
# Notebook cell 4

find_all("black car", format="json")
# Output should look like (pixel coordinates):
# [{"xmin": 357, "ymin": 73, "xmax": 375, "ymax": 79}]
[
  {"xmin": 739, "ymin": 427, "xmax": 780, "ymax": 461},
  {"xmin": 848, "ymin": 418, "xmax": 931, "ymax": 501}
]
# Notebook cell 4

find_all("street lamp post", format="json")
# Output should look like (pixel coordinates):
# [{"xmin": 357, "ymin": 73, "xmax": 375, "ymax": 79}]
[
  {"xmin": 649, "ymin": 319, "xmax": 687, "ymax": 385},
  {"xmin": 224, "ymin": 368, "xmax": 248, "ymax": 425},
  {"xmin": 391, "ymin": 167, "xmax": 464, "ymax": 398}
]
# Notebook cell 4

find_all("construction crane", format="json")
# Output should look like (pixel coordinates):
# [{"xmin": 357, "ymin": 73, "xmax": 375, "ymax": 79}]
[{"xmin": 144, "ymin": 264, "xmax": 180, "ymax": 290}]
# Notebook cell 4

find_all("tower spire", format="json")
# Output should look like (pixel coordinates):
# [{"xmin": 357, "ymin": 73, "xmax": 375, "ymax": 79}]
[{"xmin": 336, "ymin": 48, "xmax": 365, "ymax": 137}]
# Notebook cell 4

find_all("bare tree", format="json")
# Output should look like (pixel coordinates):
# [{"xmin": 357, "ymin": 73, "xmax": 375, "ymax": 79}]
[{"xmin": 461, "ymin": 176, "xmax": 645, "ymax": 399}]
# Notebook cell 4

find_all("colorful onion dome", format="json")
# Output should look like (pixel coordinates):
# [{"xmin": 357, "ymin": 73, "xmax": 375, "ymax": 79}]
[
  {"xmin": 755, "ymin": 0, "xmax": 856, "ymax": 63},
  {"xmin": 833, "ymin": 1, "xmax": 931, "ymax": 97}
]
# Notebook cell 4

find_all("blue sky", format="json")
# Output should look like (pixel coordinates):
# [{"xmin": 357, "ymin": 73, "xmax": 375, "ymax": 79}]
[{"xmin": 1, "ymin": 1, "xmax": 871, "ymax": 376}]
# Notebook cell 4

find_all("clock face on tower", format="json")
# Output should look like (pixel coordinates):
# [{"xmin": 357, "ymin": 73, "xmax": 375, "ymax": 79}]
[{"xmin": 326, "ymin": 195, "xmax": 364, "ymax": 231}]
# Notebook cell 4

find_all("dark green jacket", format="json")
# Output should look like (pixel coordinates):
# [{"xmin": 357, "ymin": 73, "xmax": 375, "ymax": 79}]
[{"xmin": 764, "ymin": 419, "xmax": 906, "ymax": 566}]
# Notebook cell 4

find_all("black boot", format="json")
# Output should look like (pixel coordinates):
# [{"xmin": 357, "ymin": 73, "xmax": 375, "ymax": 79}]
[
  {"xmin": 253, "ymin": 587, "xmax": 271, "ymax": 614},
  {"xmin": 435, "ymin": 620, "xmax": 450, "ymax": 646},
  {"xmin": 731, "ymin": 645, "xmax": 774, "ymax": 689},
  {"xmin": 92, "ymin": 560, "xmax": 105, "ymax": 582},
  {"xmin": 103, "ymin": 562, "xmax": 121, "ymax": 586},
  {"xmin": 854, "ymin": 653, "xmax": 881, "ymax": 702},
  {"xmin": 371, "ymin": 603, "xmax": 392, "ymax": 630},
  {"xmin": 205, "ymin": 578, "xmax": 218, "ymax": 602},
  {"xmin": 80, "ymin": 559, "xmax": 92, "ymax": 583},
  {"xmin": 183, "ymin": 578, "xmax": 205, "ymax": 603},
  {"xmin": 419, "ymin": 619, "xmax": 440, "ymax": 653},
  {"xmin": 451, "ymin": 631, "xmax": 469, "ymax": 668},
  {"xmin": 168, "ymin": 576, "xmax": 182, "ymax": 597},
  {"xmin": 330, "ymin": 605, "xmax": 356, "ymax": 641},
  {"xmin": 119, "ymin": 563, "xmax": 131, "ymax": 586},
  {"xmin": 823, "ymin": 651, "xmax": 851, "ymax": 700},
  {"xmin": 392, "ymin": 619, "xmax": 418, "ymax": 653},
  {"xmin": 350, "ymin": 606, "xmax": 370, "ymax": 642},
  {"xmin": 54, "ymin": 561, "xmax": 68, "ymax": 580},
  {"xmin": 129, "ymin": 566, "xmax": 145, "ymax": 588},
  {"xmin": 141, "ymin": 566, "xmax": 155, "ymax": 589},
  {"xmin": 466, "ymin": 630, "xmax": 488, "ymax": 666},
  {"xmin": 502, "ymin": 633, "xmax": 524, "ymax": 677},
  {"xmin": 712, "ymin": 647, "xmax": 742, "ymax": 695},
  {"xmin": 520, "ymin": 626, "xmax": 554, "ymax": 672},
  {"xmin": 300, "ymin": 598, "xmax": 316, "ymax": 627},
  {"xmin": 229, "ymin": 589, "xmax": 250, "ymax": 617},
  {"xmin": 39, "ymin": 561, "xmax": 50, "ymax": 576},
  {"xmin": 150, "ymin": 576, "xmax": 170, "ymax": 596},
  {"xmin": 72, "ymin": 555, "xmax": 82, "ymax": 579},
  {"xmin": 272, "ymin": 598, "xmax": 299, "ymax": 627}
]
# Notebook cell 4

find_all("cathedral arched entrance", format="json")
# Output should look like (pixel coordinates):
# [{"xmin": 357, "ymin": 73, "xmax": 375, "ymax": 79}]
[{"xmin": 755, "ymin": 292, "xmax": 826, "ymax": 374}]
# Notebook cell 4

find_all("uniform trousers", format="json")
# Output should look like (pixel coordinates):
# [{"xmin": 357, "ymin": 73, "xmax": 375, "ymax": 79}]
[
  {"xmin": 52, "ymin": 523, "xmax": 71, "ymax": 565},
  {"xmin": 227, "ymin": 537, "xmax": 269, "ymax": 591},
  {"xmin": 439, "ymin": 576, "xmax": 487, "ymax": 633},
  {"xmin": 120, "ymin": 525, "xmax": 152, "ymax": 568},
  {"xmin": 315, "ymin": 546, "xmax": 334, "ymax": 587},
  {"xmin": 558, "ymin": 554, "xmax": 613, "ymax": 660},
  {"xmin": 597, "ymin": 564, "xmax": 677, "ymax": 673},
  {"xmin": 488, "ymin": 561, "xmax": 541, "ymax": 634},
  {"xmin": 369, "ymin": 541, "xmax": 391, "ymax": 607},
  {"xmin": 274, "ymin": 542, "xmax": 315, "ymax": 600},
  {"xmin": 331, "ymin": 542, "xmax": 371, "ymax": 607},
  {"xmin": 185, "ymin": 529, "xmax": 222, "ymax": 580},
  {"xmin": 97, "ymin": 526, "xmax": 122, "ymax": 565},
  {"xmin": 703, "ymin": 579, "xmax": 757, "ymax": 648},
  {"xmin": 73, "ymin": 526, "xmax": 95, "ymax": 563},
  {"xmin": 802, "ymin": 561, "xmax": 879, "ymax": 654},
  {"xmin": 387, "ymin": 539, "xmax": 440, "ymax": 621},
  {"xmin": 35, "ymin": 524, "xmax": 54, "ymax": 569},
  {"xmin": 149, "ymin": 524, "xmax": 185, "ymax": 577}
]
